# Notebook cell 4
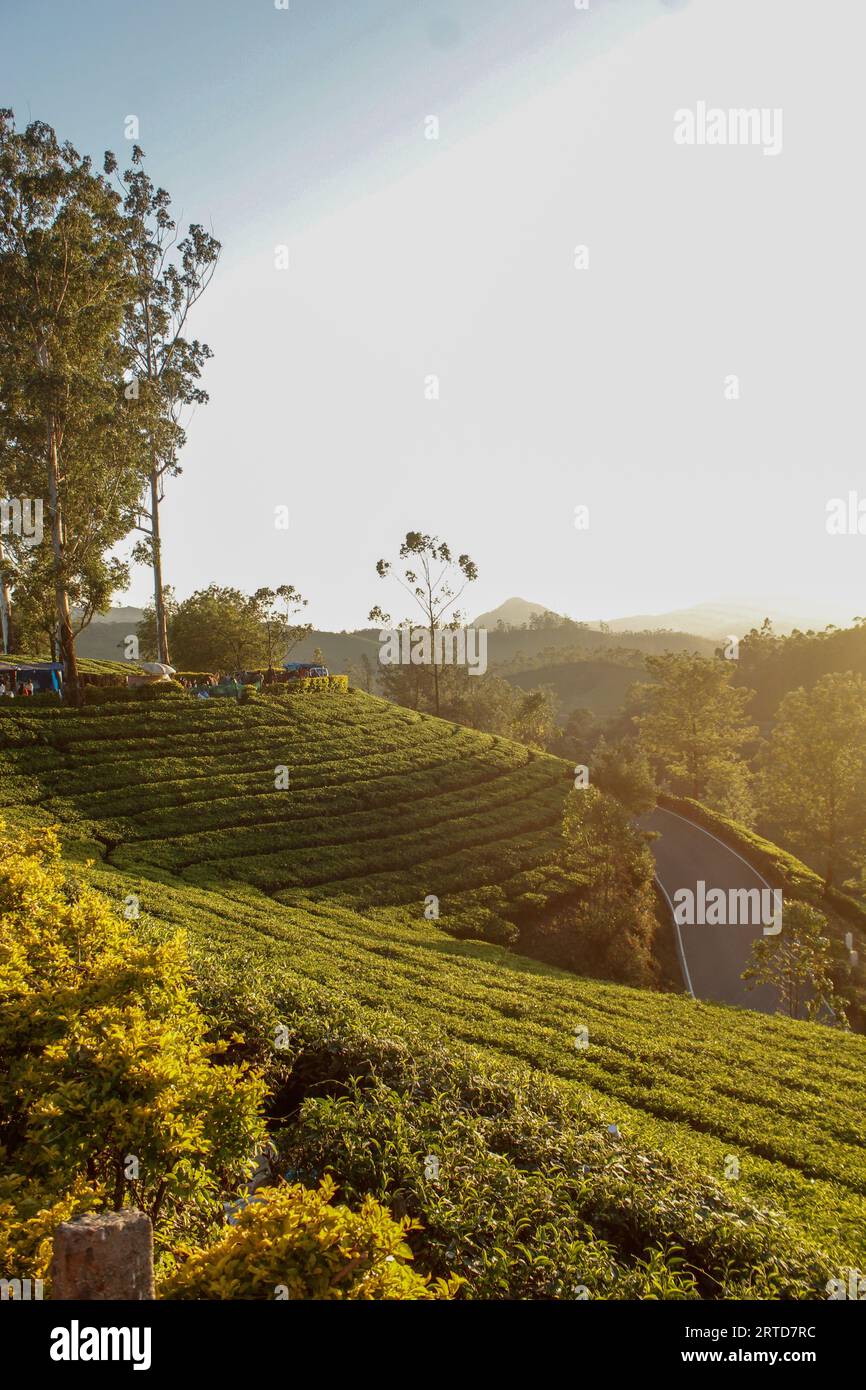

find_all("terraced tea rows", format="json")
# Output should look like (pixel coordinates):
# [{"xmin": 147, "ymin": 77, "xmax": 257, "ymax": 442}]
[
  {"xmin": 82, "ymin": 857, "xmax": 866, "ymax": 1265},
  {"xmin": 0, "ymin": 691, "xmax": 576, "ymax": 932},
  {"xmin": 2, "ymin": 688, "xmax": 864, "ymax": 1277}
]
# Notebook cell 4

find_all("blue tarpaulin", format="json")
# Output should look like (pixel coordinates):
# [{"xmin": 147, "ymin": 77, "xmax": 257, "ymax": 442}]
[{"xmin": 0, "ymin": 661, "xmax": 63, "ymax": 693}]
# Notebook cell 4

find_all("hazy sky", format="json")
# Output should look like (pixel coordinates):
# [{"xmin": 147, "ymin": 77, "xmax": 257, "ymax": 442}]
[{"xmin": 2, "ymin": 0, "xmax": 864, "ymax": 630}]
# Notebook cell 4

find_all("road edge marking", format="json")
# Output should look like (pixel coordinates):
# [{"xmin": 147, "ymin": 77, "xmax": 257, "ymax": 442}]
[
  {"xmin": 654, "ymin": 805, "xmax": 773, "ymax": 892},
  {"xmin": 654, "ymin": 872, "xmax": 696, "ymax": 998}
]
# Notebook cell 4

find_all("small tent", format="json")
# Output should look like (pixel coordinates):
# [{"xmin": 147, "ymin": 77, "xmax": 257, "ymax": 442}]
[{"xmin": 0, "ymin": 661, "xmax": 63, "ymax": 694}]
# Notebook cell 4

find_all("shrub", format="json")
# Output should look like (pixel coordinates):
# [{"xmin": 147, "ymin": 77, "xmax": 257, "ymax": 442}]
[
  {"xmin": 264, "ymin": 675, "xmax": 349, "ymax": 695},
  {"xmin": 0, "ymin": 822, "xmax": 267, "ymax": 1285},
  {"xmin": 162, "ymin": 1176, "xmax": 459, "ymax": 1300},
  {"xmin": 442, "ymin": 905, "xmax": 518, "ymax": 945},
  {"xmin": 520, "ymin": 787, "xmax": 658, "ymax": 986},
  {"xmin": 82, "ymin": 681, "xmax": 185, "ymax": 705}
]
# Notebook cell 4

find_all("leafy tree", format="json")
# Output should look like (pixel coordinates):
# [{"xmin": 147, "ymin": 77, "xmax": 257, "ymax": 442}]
[
  {"xmin": 7, "ymin": 545, "xmax": 128, "ymax": 660},
  {"xmin": 759, "ymin": 672, "xmax": 866, "ymax": 887},
  {"xmin": 704, "ymin": 757, "xmax": 756, "ymax": 827},
  {"xmin": 591, "ymin": 736, "xmax": 657, "ymax": 816},
  {"xmin": 733, "ymin": 616, "xmax": 866, "ymax": 723},
  {"xmin": 638, "ymin": 653, "xmax": 756, "ymax": 802},
  {"xmin": 0, "ymin": 112, "xmax": 143, "ymax": 690},
  {"xmin": 547, "ymin": 707, "xmax": 600, "ymax": 764},
  {"xmin": 442, "ymin": 668, "xmax": 522, "ymax": 738},
  {"xmin": 369, "ymin": 532, "xmax": 478, "ymax": 714},
  {"xmin": 0, "ymin": 821, "xmax": 266, "ymax": 1283},
  {"xmin": 139, "ymin": 583, "xmax": 310, "ymax": 672},
  {"xmin": 742, "ymin": 901, "xmax": 848, "ymax": 1025},
  {"xmin": 376, "ymin": 658, "xmax": 560, "ymax": 745},
  {"xmin": 531, "ymin": 787, "xmax": 657, "ymax": 986},
  {"xmin": 510, "ymin": 685, "xmax": 558, "ymax": 750},
  {"xmin": 347, "ymin": 652, "xmax": 376, "ymax": 693},
  {"xmin": 105, "ymin": 145, "xmax": 219, "ymax": 666},
  {"xmin": 256, "ymin": 585, "xmax": 311, "ymax": 669}
]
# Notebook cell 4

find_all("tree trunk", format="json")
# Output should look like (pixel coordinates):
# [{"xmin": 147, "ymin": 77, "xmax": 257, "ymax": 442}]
[
  {"xmin": 47, "ymin": 424, "xmax": 79, "ymax": 699},
  {"xmin": 0, "ymin": 537, "xmax": 13, "ymax": 653},
  {"xmin": 150, "ymin": 466, "xmax": 171, "ymax": 665},
  {"xmin": 430, "ymin": 623, "xmax": 439, "ymax": 715}
]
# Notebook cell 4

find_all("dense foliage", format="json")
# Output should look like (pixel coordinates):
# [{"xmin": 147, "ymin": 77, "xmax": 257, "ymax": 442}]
[
  {"xmin": 164, "ymin": 1177, "xmax": 458, "ymax": 1300},
  {"xmin": 638, "ymin": 653, "xmax": 757, "ymax": 820},
  {"xmin": 2, "ymin": 693, "xmax": 865, "ymax": 1299},
  {"xmin": 758, "ymin": 672, "xmax": 866, "ymax": 888},
  {"xmin": 0, "ymin": 822, "xmax": 265, "ymax": 1287},
  {"xmin": 734, "ymin": 617, "xmax": 866, "ymax": 721}
]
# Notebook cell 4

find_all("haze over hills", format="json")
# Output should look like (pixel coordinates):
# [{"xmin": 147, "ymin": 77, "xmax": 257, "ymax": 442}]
[
  {"xmin": 76, "ymin": 595, "xmax": 855, "ymax": 668},
  {"xmin": 474, "ymin": 597, "xmax": 858, "ymax": 640},
  {"xmin": 600, "ymin": 599, "xmax": 860, "ymax": 640},
  {"xmin": 74, "ymin": 607, "xmax": 717, "ymax": 668}
]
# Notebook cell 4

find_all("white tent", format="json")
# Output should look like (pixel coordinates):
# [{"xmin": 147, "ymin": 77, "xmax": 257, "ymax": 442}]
[{"xmin": 139, "ymin": 661, "xmax": 176, "ymax": 677}]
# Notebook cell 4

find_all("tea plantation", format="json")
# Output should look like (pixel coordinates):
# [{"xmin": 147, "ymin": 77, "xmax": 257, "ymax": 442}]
[{"xmin": 2, "ymin": 686, "xmax": 864, "ymax": 1298}]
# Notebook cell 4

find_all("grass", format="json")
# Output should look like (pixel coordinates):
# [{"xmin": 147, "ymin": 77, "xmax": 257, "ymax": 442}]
[{"xmin": 1, "ymin": 686, "xmax": 864, "ymax": 1293}]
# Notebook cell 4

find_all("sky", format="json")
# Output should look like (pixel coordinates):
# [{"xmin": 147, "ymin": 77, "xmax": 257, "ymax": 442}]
[{"xmin": 2, "ymin": 0, "xmax": 864, "ymax": 631}]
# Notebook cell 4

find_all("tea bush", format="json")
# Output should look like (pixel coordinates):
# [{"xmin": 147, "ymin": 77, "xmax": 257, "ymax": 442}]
[
  {"xmin": 163, "ymin": 1176, "xmax": 459, "ymax": 1300},
  {"xmin": 2, "ymin": 694, "xmax": 866, "ymax": 1297}
]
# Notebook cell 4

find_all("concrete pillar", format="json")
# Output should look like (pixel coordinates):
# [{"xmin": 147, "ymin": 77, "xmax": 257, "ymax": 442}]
[{"xmin": 51, "ymin": 1210, "xmax": 154, "ymax": 1300}]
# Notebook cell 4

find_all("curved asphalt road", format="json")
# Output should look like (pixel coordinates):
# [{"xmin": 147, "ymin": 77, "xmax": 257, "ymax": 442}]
[{"xmin": 642, "ymin": 806, "xmax": 779, "ymax": 1013}]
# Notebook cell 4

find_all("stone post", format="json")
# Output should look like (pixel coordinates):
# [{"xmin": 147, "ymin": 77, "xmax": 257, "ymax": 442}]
[{"xmin": 51, "ymin": 1210, "xmax": 154, "ymax": 1300}]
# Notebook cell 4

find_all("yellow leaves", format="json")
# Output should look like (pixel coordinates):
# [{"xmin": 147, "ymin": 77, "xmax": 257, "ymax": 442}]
[
  {"xmin": 162, "ymin": 1179, "xmax": 454, "ymax": 1301},
  {"xmin": 0, "ymin": 823, "xmax": 267, "ymax": 1274}
]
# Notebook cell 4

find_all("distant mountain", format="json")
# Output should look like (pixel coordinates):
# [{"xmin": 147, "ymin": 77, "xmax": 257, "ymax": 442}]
[
  {"xmin": 75, "ymin": 607, "xmax": 145, "ymax": 661},
  {"xmin": 473, "ymin": 597, "xmax": 561, "ymax": 628},
  {"xmin": 473, "ymin": 596, "xmax": 855, "ymax": 641},
  {"xmin": 601, "ymin": 600, "xmax": 855, "ymax": 640},
  {"xmin": 84, "ymin": 606, "xmax": 146, "ymax": 627}
]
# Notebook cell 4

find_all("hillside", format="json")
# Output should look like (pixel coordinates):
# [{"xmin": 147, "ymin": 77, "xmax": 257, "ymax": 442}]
[
  {"xmin": 505, "ymin": 659, "xmax": 648, "ymax": 717},
  {"xmin": 74, "ymin": 610, "xmax": 717, "ymax": 675},
  {"xmin": 0, "ymin": 689, "xmax": 576, "ymax": 942},
  {"xmin": 1, "ymin": 686, "xmax": 865, "ymax": 1294},
  {"xmin": 473, "ymin": 597, "xmax": 560, "ymax": 628}
]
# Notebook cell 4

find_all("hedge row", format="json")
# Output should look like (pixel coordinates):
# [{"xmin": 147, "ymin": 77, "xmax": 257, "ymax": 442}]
[
  {"xmin": 82, "ymin": 682, "xmax": 186, "ymax": 705},
  {"xmin": 258, "ymin": 675, "xmax": 349, "ymax": 695}
]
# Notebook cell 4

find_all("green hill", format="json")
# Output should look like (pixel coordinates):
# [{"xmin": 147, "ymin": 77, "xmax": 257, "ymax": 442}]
[
  {"xmin": 1, "ymin": 686, "xmax": 864, "ymax": 1296},
  {"xmin": 0, "ymin": 688, "xmax": 575, "ymax": 939},
  {"xmin": 505, "ymin": 659, "xmax": 649, "ymax": 717}
]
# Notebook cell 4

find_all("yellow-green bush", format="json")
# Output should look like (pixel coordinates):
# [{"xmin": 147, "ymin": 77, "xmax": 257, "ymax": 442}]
[
  {"xmin": 163, "ymin": 1175, "xmax": 459, "ymax": 1300},
  {"xmin": 268, "ymin": 675, "xmax": 349, "ymax": 695},
  {"xmin": 0, "ymin": 822, "xmax": 267, "ymax": 1284}
]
